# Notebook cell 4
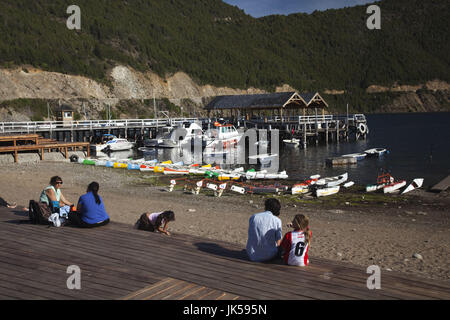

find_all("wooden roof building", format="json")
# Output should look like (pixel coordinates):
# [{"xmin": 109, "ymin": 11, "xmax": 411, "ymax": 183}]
[{"xmin": 205, "ymin": 92, "xmax": 328, "ymax": 118}]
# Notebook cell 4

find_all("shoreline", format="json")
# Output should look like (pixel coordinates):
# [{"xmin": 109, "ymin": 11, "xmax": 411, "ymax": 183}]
[{"xmin": 1, "ymin": 161, "xmax": 449, "ymax": 282}]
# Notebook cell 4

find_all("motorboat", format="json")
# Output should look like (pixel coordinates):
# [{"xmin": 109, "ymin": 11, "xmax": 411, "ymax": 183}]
[
  {"xmin": 91, "ymin": 134, "xmax": 134, "ymax": 152},
  {"xmin": 203, "ymin": 122, "xmax": 242, "ymax": 152},
  {"xmin": 145, "ymin": 122, "xmax": 203, "ymax": 148},
  {"xmin": 283, "ymin": 138, "xmax": 300, "ymax": 147},
  {"xmin": 365, "ymin": 148, "xmax": 388, "ymax": 157}
]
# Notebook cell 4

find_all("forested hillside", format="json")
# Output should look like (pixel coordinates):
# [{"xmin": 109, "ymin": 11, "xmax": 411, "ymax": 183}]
[{"xmin": 0, "ymin": 0, "xmax": 448, "ymax": 93}]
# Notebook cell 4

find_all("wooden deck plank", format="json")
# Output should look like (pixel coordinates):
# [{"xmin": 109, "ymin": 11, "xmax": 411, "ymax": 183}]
[
  {"xmin": 0, "ymin": 224, "xmax": 442, "ymax": 302},
  {"xmin": 0, "ymin": 225, "xmax": 364, "ymax": 300},
  {"xmin": 0, "ymin": 207, "xmax": 449, "ymax": 300},
  {"xmin": 0, "ymin": 220, "xmax": 440, "ymax": 300}
]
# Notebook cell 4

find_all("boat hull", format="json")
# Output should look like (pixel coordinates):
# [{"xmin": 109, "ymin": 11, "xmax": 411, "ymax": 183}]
[{"xmin": 383, "ymin": 180, "xmax": 407, "ymax": 193}]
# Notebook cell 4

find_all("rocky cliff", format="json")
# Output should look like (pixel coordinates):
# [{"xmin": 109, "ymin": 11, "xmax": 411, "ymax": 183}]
[{"xmin": 0, "ymin": 65, "xmax": 448, "ymax": 121}]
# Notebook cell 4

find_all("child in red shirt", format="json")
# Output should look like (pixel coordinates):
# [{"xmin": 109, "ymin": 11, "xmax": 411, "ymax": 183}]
[{"xmin": 280, "ymin": 214, "xmax": 312, "ymax": 266}]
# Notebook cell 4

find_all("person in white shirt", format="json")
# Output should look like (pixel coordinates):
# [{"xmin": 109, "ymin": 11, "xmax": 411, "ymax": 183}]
[{"xmin": 246, "ymin": 198, "xmax": 282, "ymax": 262}]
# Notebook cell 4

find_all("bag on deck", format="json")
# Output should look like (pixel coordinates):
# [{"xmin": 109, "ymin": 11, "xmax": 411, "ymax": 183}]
[{"xmin": 29, "ymin": 200, "xmax": 52, "ymax": 225}]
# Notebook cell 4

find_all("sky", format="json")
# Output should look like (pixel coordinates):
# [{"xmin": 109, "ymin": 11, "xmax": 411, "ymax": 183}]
[{"xmin": 223, "ymin": 0, "xmax": 377, "ymax": 17}]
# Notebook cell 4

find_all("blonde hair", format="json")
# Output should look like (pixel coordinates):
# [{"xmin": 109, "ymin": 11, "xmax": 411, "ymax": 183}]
[{"xmin": 292, "ymin": 214, "xmax": 311, "ymax": 245}]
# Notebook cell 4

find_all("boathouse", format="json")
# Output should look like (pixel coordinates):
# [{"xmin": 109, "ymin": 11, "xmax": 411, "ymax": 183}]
[{"xmin": 204, "ymin": 92, "xmax": 329, "ymax": 120}]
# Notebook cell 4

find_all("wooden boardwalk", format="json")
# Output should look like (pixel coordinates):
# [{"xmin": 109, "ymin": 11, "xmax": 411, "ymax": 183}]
[{"xmin": 0, "ymin": 206, "xmax": 449, "ymax": 300}]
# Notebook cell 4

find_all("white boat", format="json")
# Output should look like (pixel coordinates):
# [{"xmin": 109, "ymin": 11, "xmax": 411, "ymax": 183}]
[
  {"xmin": 283, "ymin": 138, "xmax": 300, "ymax": 147},
  {"xmin": 146, "ymin": 122, "xmax": 204, "ymax": 148},
  {"xmin": 383, "ymin": 180, "xmax": 407, "ymax": 193},
  {"xmin": 342, "ymin": 153, "xmax": 367, "ymax": 161},
  {"xmin": 366, "ymin": 173, "xmax": 394, "ymax": 192},
  {"xmin": 316, "ymin": 186, "xmax": 340, "ymax": 197},
  {"xmin": 91, "ymin": 134, "xmax": 134, "ymax": 152},
  {"xmin": 203, "ymin": 122, "xmax": 242, "ymax": 152},
  {"xmin": 291, "ymin": 175, "xmax": 320, "ymax": 195},
  {"xmin": 365, "ymin": 148, "xmax": 388, "ymax": 156},
  {"xmin": 401, "ymin": 178, "xmax": 424, "ymax": 194},
  {"xmin": 316, "ymin": 173, "xmax": 348, "ymax": 187},
  {"xmin": 344, "ymin": 181, "xmax": 355, "ymax": 188}
]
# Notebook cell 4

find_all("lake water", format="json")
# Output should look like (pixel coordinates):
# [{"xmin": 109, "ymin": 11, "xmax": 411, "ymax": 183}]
[{"xmin": 100, "ymin": 112, "xmax": 450, "ymax": 188}]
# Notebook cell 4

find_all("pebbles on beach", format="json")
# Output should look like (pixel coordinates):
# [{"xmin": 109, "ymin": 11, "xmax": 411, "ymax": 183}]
[{"xmin": 413, "ymin": 253, "xmax": 423, "ymax": 260}]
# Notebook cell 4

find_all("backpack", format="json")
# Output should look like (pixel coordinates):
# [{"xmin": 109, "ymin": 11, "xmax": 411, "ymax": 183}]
[{"xmin": 29, "ymin": 200, "xmax": 52, "ymax": 225}]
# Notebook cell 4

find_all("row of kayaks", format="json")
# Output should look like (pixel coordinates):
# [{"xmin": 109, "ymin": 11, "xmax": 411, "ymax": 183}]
[
  {"xmin": 75, "ymin": 157, "xmax": 289, "ymax": 181},
  {"xmin": 341, "ymin": 148, "xmax": 389, "ymax": 161},
  {"xmin": 366, "ymin": 173, "xmax": 424, "ymax": 194}
]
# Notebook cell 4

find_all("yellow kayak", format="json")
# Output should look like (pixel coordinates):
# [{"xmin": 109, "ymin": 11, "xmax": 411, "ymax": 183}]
[
  {"xmin": 154, "ymin": 166, "xmax": 165, "ymax": 173},
  {"xmin": 113, "ymin": 162, "xmax": 128, "ymax": 169}
]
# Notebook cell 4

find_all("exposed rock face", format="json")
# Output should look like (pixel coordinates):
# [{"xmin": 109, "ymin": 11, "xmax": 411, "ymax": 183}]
[
  {"xmin": 0, "ymin": 65, "xmax": 295, "ymax": 103},
  {"xmin": 366, "ymin": 80, "xmax": 450, "ymax": 93},
  {"xmin": 0, "ymin": 65, "xmax": 448, "ymax": 122}
]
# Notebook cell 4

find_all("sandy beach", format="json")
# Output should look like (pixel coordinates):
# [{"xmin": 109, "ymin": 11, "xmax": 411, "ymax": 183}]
[{"xmin": 1, "ymin": 161, "xmax": 449, "ymax": 282}]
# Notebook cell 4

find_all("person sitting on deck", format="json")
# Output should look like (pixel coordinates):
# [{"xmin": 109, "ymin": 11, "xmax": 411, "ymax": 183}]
[
  {"xmin": 135, "ymin": 211, "xmax": 175, "ymax": 236},
  {"xmin": 246, "ymin": 198, "xmax": 282, "ymax": 262},
  {"xmin": 68, "ymin": 182, "xmax": 110, "ymax": 228},
  {"xmin": 280, "ymin": 214, "xmax": 312, "ymax": 267},
  {"xmin": 40, "ymin": 176, "xmax": 73, "ymax": 227}
]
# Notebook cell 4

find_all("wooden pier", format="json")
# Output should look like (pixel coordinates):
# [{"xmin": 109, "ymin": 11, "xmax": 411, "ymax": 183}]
[
  {"xmin": 0, "ymin": 134, "xmax": 89, "ymax": 163},
  {"xmin": 0, "ymin": 206, "xmax": 449, "ymax": 300},
  {"xmin": 431, "ymin": 175, "xmax": 450, "ymax": 192}
]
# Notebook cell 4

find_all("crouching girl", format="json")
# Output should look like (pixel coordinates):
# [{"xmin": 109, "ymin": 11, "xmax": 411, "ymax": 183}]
[{"xmin": 136, "ymin": 211, "xmax": 175, "ymax": 236}]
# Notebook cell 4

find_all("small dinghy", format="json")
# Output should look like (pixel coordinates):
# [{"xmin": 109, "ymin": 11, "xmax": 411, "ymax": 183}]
[
  {"xmin": 343, "ymin": 181, "xmax": 355, "ymax": 188},
  {"xmin": 364, "ymin": 148, "xmax": 388, "ymax": 157},
  {"xmin": 401, "ymin": 178, "xmax": 424, "ymax": 194},
  {"xmin": 342, "ymin": 153, "xmax": 367, "ymax": 161},
  {"xmin": 316, "ymin": 186, "xmax": 340, "ymax": 197},
  {"xmin": 383, "ymin": 180, "xmax": 407, "ymax": 193},
  {"xmin": 366, "ymin": 172, "xmax": 394, "ymax": 192},
  {"xmin": 316, "ymin": 173, "xmax": 348, "ymax": 187},
  {"xmin": 283, "ymin": 138, "xmax": 300, "ymax": 147},
  {"xmin": 291, "ymin": 175, "xmax": 320, "ymax": 195}
]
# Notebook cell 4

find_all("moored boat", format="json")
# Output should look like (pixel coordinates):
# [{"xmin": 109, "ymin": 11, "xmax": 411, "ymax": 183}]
[
  {"xmin": 316, "ymin": 173, "xmax": 348, "ymax": 187},
  {"xmin": 316, "ymin": 186, "xmax": 340, "ymax": 197},
  {"xmin": 401, "ymin": 178, "xmax": 424, "ymax": 194},
  {"xmin": 383, "ymin": 180, "xmax": 407, "ymax": 193},
  {"xmin": 342, "ymin": 153, "xmax": 367, "ymax": 161},
  {"xmin": 283, "ymin": 138, "xmax": 300, "ymax": 147},
  {"xmin": 366, "ymin": 172, "xmax": 394, "ymax": 192},
  {"xmin": 364, "ymin": 148, "xmax": 388, "ymax": 157}
]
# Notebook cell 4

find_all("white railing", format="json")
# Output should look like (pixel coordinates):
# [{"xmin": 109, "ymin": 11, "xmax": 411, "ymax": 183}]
[{"xmin": 0, "ymin": 118, "xmax": 200, "ymax": 134}]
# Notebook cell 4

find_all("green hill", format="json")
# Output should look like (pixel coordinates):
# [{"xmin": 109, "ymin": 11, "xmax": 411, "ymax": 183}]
[{"xmin": 0, "ymin": 0, "xmax": 448, "ymax": 101}]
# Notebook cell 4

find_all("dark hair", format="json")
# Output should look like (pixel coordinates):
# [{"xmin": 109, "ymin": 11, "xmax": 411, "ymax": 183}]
[
  {"xmin": 265, "ymin": 198, "xmax": 281, "ymax": 216},
  {"xmin": 50, "ymin": 176, "xmax": 62, "ymax": 185},
  {"xmin": 154, "ymin": 211, "xmax": 175, "ymax": 229},
  {"xmin": 87, "ymin": 182, "xmax": 101, "ymax": 205}
]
